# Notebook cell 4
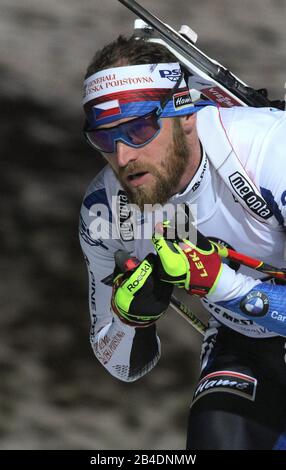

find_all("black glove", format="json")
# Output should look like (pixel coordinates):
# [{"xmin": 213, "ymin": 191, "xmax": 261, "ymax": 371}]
[{"xmin": 111, "ymin": 251, "xmax": 173, "ymax": 328}]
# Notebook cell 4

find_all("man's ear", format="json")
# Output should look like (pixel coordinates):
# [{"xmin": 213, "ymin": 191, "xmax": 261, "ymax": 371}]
[{"xmin": 180, "ymin": 113, "xmax": 197, "ymax": 135}]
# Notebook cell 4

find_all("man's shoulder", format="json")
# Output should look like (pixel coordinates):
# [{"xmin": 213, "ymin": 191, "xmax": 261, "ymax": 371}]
[
  {"xmin": 199, "ymin": 105, "xmax": 285, "ymax": 133},
  {"xmin": 222, "ymin": 107, "xmax": 286, "ymax": 167},
  {"xmin": 80, "ymin": 165, "xmax": 120, "ymax": 211},
  {"xmin": 220, "ymin": 105, "xmax": 285, "ymax": 133},
  {"xmin": 198, "ymin": 105, "xmax": 286, "ymax": 168}
]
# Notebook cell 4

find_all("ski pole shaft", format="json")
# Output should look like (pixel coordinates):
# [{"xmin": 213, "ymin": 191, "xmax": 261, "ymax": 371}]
[
  {"xmin": 215, "ymin": 244, "xmax": 286, "ymax": 280},
  {"xmin": 170, "ymin": 295, "xmax": 206, "ymax": 335}
]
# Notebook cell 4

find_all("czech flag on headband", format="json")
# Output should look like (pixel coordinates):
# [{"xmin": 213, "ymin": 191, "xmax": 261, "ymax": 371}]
[{"xmin": 93, "ymin": 100, "xmax": 121, "ymax": 120}]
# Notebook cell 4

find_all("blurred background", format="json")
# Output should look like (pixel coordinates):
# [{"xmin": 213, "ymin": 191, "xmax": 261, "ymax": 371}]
[{"xmin": 1, "ymin": 0, "xmax": 285, "ymax": 449}]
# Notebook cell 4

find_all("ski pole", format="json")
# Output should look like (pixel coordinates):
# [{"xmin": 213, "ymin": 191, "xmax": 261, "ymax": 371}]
[
  {"xmin": 157, "ymin": 218, "xmax": 286, "ymax": 281},
  {"xmin": 214, "ymin": 244, "xmax": 286, "ymax": 281},
  {"xmin": 170, "ymin": 295, "xmax": 207, "ymax": 335}
]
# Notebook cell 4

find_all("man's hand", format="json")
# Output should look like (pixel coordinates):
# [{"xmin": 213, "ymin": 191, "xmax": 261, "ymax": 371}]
[
  {"xmin": 152, "ymin": 221, "xmax": 223, "ymax": 297},
  {"xmin": 111, "ymin": 251, "xmax": 173, "ymax": 328}
]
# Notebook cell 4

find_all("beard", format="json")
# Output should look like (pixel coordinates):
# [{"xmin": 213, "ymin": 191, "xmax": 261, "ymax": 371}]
[{"xmin": 117, "ymin": 119, "xmax": 190, "ymax": 211}]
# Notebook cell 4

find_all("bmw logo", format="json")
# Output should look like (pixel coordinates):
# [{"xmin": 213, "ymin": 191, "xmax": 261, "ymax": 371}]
[{"xmin": 240, "ymin": 291, "xmax": 269, "ymax": 317}]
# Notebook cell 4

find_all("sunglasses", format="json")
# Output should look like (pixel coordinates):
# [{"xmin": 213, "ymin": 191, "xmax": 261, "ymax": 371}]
[
  {"xmin": 83, "ymin": 72, "xmax": 184, "ymax": 154},
  {"xmin": 84, "ymin": 108, "xmax": 165, "ymax": 154}
]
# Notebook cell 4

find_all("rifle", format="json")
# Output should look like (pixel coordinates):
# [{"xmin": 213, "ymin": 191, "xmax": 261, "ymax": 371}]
[{"xmin": 118, "ymin": 0, "xmax": 285, "ymax": 110}]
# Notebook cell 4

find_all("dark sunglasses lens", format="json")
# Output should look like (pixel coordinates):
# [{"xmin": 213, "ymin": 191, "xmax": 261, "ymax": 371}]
[
  {"xmin": 125, "ymin": 113, "xmax": 160, "ymax": 145},
  {"xmin": 85, "ymin": 112, "xmax": 161, "ymax": 153},
  {"xmin": 86, "ymin": 129, "xmax": 114, "ymax": 153}
]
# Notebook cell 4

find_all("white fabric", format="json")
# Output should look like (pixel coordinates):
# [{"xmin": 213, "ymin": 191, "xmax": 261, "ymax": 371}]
[
  {"xmin": 197, "ymin": 106, "xmax": 281, "ymax": 226},
  {"xmin": 83, "ymin": 62, "xmax": 186, "ymax": 104}
]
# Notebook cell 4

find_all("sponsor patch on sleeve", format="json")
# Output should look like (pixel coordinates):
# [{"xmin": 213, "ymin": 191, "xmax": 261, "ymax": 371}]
[{"xmin": 192, "ymin": 370, "xmax": 257, "ymax": 405}]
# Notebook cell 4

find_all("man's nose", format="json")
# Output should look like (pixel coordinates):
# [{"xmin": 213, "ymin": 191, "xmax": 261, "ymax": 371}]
[{"xmin": 116, "ymin": 141, "xmax": 139, "ymax": 167}]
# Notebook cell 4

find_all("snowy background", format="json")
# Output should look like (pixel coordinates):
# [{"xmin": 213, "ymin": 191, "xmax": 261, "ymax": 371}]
[{"xmin": 1, "ymin": 0, "xmax": 285, "ymax": 449}]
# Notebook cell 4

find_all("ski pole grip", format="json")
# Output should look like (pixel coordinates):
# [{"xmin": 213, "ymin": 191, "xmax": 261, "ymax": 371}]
[{"xmin": 114, "ymin": 250, "xmax": 140, "ymax": 273}]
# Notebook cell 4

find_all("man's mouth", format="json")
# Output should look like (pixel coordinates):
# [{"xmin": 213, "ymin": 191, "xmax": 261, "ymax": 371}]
[
  {"xmin": 127, "ymin": 171, "xmax": 148, "ymax": 181},
  {"xmin": 127, "ymin": 171, "xmax": 151, "ymax": 187}
]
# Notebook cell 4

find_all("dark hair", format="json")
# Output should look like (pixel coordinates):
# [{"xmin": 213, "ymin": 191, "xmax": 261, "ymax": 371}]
[{"xmin": 85, "ymin": 35, "xmax": 178, "ymax": 79}]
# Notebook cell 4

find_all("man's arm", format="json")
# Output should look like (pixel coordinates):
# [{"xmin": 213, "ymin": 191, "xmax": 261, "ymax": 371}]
[
  {"xmin": 79, "ymin": 187, "xmax": 161, "ymax": 382},
  {"xmin": 217, "ymin": 111, "xmax": 286, "ymax": 334}
]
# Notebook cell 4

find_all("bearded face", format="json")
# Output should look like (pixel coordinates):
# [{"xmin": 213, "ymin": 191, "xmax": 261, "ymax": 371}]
[{"xmin": 116, "ymin": 118, "xmax": 190, "ymax": 211}]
